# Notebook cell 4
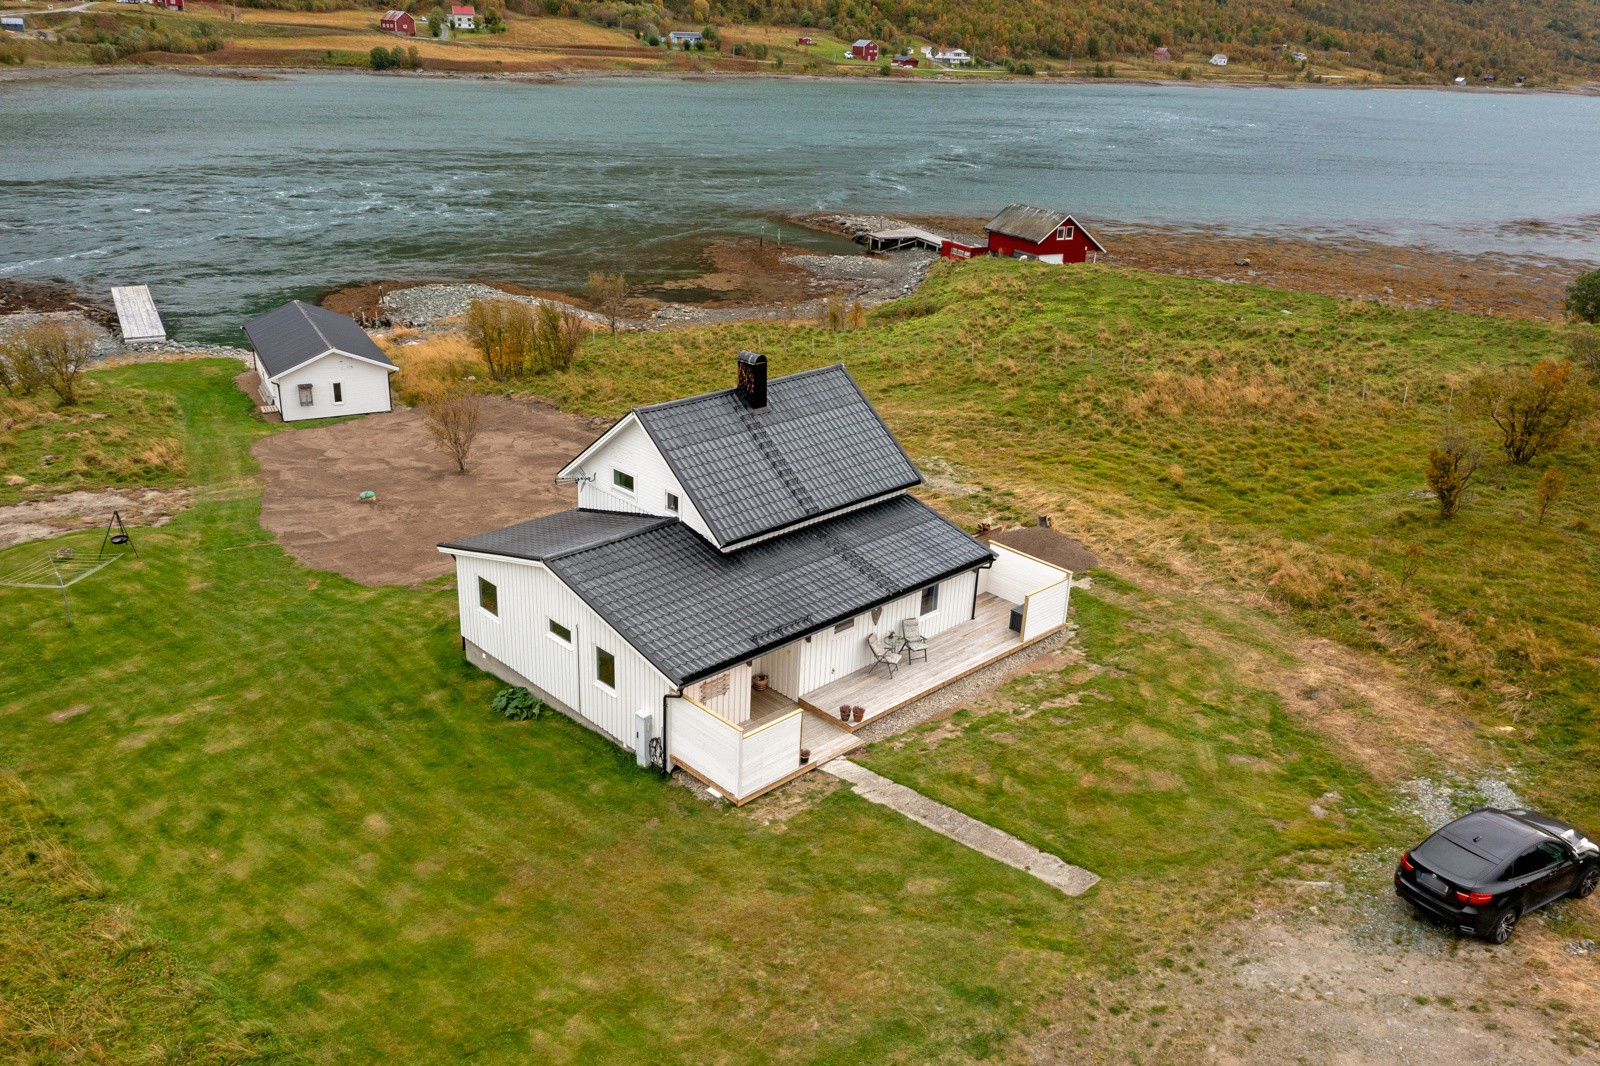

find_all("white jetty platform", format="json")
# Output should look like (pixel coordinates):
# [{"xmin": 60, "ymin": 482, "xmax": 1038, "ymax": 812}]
[{"xmin": 111, "ymin": 285, "xmax": 167, "ymax": 345}]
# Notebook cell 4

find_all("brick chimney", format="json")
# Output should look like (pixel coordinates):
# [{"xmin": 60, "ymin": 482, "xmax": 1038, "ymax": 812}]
[{"xmin": 736, "ymin": 350, "xmax": 768, "ymax": 410}]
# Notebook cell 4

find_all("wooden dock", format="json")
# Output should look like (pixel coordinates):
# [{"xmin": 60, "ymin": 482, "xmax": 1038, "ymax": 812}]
[
  {"xmin": 110, "ymin": 285, "xmax": 166, "ymax": 345},
  {"xmin": 859, "ymin": 226, "xmax": 946, "ymax": 253}
]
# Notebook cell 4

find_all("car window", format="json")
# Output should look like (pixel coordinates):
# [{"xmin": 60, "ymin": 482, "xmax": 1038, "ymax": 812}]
[
  {"xmin": 1509, "ymin": 843, "xmax": 1565, "ymax": 879},
  {"xmin": 1413, "ymin": 835, "xmax": 1497, "ymax": 882},
  {"xmin": 1537, "ymin": 840, "xmax": 1569, "ymax": 866}
]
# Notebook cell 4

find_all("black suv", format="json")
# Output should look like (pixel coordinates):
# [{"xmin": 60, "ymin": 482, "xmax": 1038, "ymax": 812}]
[{"xmin": 1395, "ymin": 807, "xmax": 1599, "ymax": 944}]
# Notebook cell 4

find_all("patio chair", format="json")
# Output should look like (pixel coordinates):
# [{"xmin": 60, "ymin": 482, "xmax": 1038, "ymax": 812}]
[
  {"xmin": 867, "ymin": 633, "xmax": 901, "ymax": 678},
  {"xmin": 900, "ymin": 617, "xmax": 929, "ymax": 663}
]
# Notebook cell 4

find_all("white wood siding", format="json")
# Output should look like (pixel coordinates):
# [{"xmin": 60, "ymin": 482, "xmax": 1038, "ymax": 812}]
[
  {"xmin": 571, "ymin": 418, "xmax": 716, "ymax": 541},
  {"xmin": 689, "ymin": 662, "xmax": 752, "ymax": 724},
  {"xmin": 979, "ymin": 543, "xmax": 1065, "ymax": 604},
  {"xmin": 797, "ymin": 570, "xmax": 978, "ymax": 695},
  {"xmin": 752, "ymin": 643, "xmax": 801, "ymax": 700},
  {"xmin": 739, "ymin": 712, "xmax": 802, "ymax": 796},
  {"xmin": 275, "ymin": 353, "xmax": 392, "ymax": 423},
  {"xmin": 446, "ymin": 550, "xmax": 672, "ymax": 747},
  {"xmin": 667, "ymin": 696, "xmax": 803, "ymax": 802},
  {"xmin": 1022, "ymin": 579, "xmax": 1071, "ymax": 641}
]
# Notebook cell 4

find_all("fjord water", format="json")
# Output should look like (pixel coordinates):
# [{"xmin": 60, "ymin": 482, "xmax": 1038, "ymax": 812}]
[{"xmin": 2, "ymin": 73, "xmax": 1598, "ymax": 341}]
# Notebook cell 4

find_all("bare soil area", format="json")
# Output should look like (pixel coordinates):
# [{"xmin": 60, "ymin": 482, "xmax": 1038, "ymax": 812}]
[
  {"xmin": 0, "ymin": 488, "xmax": 192, "ymax": 551},
  {"xmin": 252, "ymin": 395, "xmax": 605, "ymax": 586}
]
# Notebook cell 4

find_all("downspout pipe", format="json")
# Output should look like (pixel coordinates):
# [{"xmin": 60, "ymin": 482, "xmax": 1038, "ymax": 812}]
[{"xmin": 657, "ymin": 690, "xmax": 677, "ymax": 778}]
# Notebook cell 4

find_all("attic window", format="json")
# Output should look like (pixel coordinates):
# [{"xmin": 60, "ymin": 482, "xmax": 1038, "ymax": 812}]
[
  {"xmin": 666, "ymin": 492, "xmax": 680, "ymax": 513},
  {"xmin": 298, "ymin": 383, "xmax": 314, "ymax": 407},
  {"xmin": 1056, "ymin": 225, "xmax": 1074, "ymax": 241},
  {"xmin": 613, "ymin": 469, "xmax": 635, "ymax": 494}
]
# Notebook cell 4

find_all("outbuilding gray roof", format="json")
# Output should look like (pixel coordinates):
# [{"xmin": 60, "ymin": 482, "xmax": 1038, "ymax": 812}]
[
  {"xmin": 440, "ymin": 509, "xmax": 669, "ymax": 561},
  {"xmin": 241, "ymin": 300, "xmax": 394, "ymax": 381},
  {"xmin": 984, "ymin": 204, "xmax": 1106, "ymax": 251},
  {"xmin": 633, "ymin": 363, "xmax": 921, "ymax": 549},
  {"xmin": 444, "ymin": 495, "xmax": 992, "ymax": 686}
]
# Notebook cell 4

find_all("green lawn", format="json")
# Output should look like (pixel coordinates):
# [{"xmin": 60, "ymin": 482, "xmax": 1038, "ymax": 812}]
[{"xmin": 0, "ymin": 358, "xmax": 1391, "ymax": 1062}]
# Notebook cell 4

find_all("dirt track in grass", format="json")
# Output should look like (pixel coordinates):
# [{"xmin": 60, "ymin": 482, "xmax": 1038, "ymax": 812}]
[{"xmin": 252, "ymin": 395, "xmax": 607, "ymax": 586}]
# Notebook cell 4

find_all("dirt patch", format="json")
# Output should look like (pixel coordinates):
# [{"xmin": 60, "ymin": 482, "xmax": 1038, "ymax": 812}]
[
  {"xmin": 0, "ymin": 488, "xmax": 192, "ymax": 550},
  {"xmin": 737, "ymin": 771, "xmax": 841, "ymax": 827},
  {"xmin": 981, "ymin": 524, "xmax": 1101, "ymax": 573},
  {"xmin": 252, "ymin": 395, "xmax": 604, "ymax": 586}
]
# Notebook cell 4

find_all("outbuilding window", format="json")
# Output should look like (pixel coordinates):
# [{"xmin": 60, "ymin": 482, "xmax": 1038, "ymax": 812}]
[
  {"xmin": 298, "ymin": 383, "xmax": 314, "ymax": 407},
  {"xmin": 332, "ymin": 382, "xmax": 344, "ymax": 404},
  {"xmin": 665, "ymin": 492, "xmax": 680, "ymax": 513},
  {"xmin": 595, "ymin": 647, "xmax": 616, "ymax": 690},
  {"xmin": 613, "ymin": 470, "xmax": 635, "ymax": 494},
  {"xmin": 1056, "ymin": 225, "xmax": 1074, "ymax": 241},
  {"xmin": 548, "ymin": 619, "xmax": 572, "ymax": 645},
  {"xmin": 478, "ymin": 577, "xmax": 498, "ymax": 617},
  {"xmin": 920, "ymin": 584, "xmax": 939, "ymax": 615}
]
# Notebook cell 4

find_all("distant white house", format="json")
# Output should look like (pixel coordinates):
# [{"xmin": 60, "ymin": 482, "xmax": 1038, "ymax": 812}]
[
  {"xmin": 928, "ymin": 46, "xmax": 971, "ymax": 65},
  {"xmin": 241, "ymin": 301, "xmax": 397, "ymax": 422},
  {"xmin": 449, "ymin": 4, "xmax": 475, "ymax": 29},
  {"xmin": 1291, "ymin": 51, "xmax": 1307, "ymax": 62},
  {"xmin": 1210, "ymin": 53, "xmax": 1228, "ymax": 66},
  {"xmin": 0, "ymin": 14, "xmax": 24, "ymax": 31},
  {"xmin": 666, "ymin": 30, "xmax": 702, "ymax": 46},
  {"xmin": 438, "ymin": 353, "xmax": 1074, "ymax": 804}
]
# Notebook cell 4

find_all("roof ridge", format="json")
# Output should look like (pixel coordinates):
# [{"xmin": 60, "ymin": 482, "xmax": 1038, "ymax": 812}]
[{"xmin": 291, "ymin": 300, "xmax": 336, "ymax": 355}]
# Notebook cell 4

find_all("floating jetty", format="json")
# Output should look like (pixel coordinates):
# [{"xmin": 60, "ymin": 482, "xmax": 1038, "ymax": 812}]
[{"xmin": 111, "ymin": 284, "xmax": 167, "ymax": 344}]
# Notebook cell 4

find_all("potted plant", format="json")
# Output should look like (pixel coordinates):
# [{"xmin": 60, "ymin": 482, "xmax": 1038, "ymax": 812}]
[
  {"xmin": 852, "ymin": 705, "xmax": 866, "ymax": 723},
  {"xmin": 799, "ymin": 747, "xmax": 811, "ymax": 765},
  {"xmin": 838, "ymin": 704, "xmax": 852, "ymax": 722},
  {"xmin": 752, "ymin": 673, "xmax": 769, "ymax": 692}
]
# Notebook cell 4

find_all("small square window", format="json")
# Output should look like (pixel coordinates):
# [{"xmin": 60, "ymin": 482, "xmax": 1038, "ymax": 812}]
[
  {"xmin": 596, "ymin": 647, "xmax": 616, "ymax": 689},
  {"xmin": 833, "ymin": 618, "xmax": 855, "ymax": 634},
  {"xmin": 332, "ymin": 382, "xmax": 344, "ymax": 404},
  {"xmin": 920, "ymin": 585, "xmax": 939, "ymax": 615},
  {"xmin": 548, "ymin": 619, "xmax": 572, "ymax": 644},
  {"xmin": 613, "ymin": 470, "xmax": 635, "ymax": 494},
  {"xmin": 478, "ymin": 577, "xmax": 498, "ymax": 616},
  {"xmin": 665, "ymin": 492, "xmax": 680, "ymax": 513},
  {"xmin": 298, "ymin": 383, "xmax": 314, "ymax": 407}
]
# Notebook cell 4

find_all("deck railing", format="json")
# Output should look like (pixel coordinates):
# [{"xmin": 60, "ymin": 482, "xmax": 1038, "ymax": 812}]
[
  {"xmin": 667, "ymin": 694, "xmax": 802, "ymax": 803},
  {"xmin": 983, "ymin": 542, "xmax": 1072, "ymax": 642}
]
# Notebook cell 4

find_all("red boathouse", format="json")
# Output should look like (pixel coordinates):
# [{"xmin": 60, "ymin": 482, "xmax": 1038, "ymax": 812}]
[
  {"xmin": 981, "ymin": 204, "xmax": 1106, "ymax": 264},
  {"xmin": 381, "ymin": 9, "xmax": 417, "ymax": 36}
]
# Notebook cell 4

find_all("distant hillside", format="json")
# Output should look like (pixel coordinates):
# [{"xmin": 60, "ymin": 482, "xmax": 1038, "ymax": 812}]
[{"xmin": 625, "ymin": 0, "xmax": 1600, "ymax": 82}]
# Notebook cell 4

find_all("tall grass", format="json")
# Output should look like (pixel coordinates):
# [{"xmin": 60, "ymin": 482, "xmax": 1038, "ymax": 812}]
[{"xmin": 384, "ymin": 333, "xmax": 486, "ymax": 406}]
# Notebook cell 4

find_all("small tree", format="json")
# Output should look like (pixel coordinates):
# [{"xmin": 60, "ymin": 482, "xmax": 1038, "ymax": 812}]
[
  {"xmin": 426, "ymin": 388, "xmax": 483, "ymax": 473},
  {"xmin": 529, "ymin": 302, "xmax": 584, "ymax": 373},
  {"xmin": 1, "ymin": 319, "xmax": 95, "ymax": 405},
  {"xmin": 406, "ymin": 45, "xmax": 422, "ymax": 69},
  {"xmin": 1535, "ymin": 466, "xmax": 1566, "ymax": 524},
  {"xmin": 1566, "ymin": 268, "xmax": 1600, "ymax": 324},
  {"xmin": 585, "ymin": 272, "xmax": 627, "ymax": 335},
  {"xmin": 1398, "ymin": 541, "xmax": 1423, "ymax": 589},
  {"xmin": 465, "ymin": 299, "xmax": 536, "ymax": 380},
  {"xmin": 370, "ymin": 45, "xmax": 394, "ymax": 69},
  {"xmin": 1424, "ymin": 428, "xmax": 1481, "ymax": 519},
  {"xmin": 1570, "ymin": 327, "xmax": 1600, "ymax": 377},
  {"xmin": 1466, "ymin": 360, "xmax": 1596, "ymax": 465}
]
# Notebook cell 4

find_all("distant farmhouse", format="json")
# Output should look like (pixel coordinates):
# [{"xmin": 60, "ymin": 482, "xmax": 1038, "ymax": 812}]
[
  {"xmin": 850, "ymin": 39, "xmax": 879, "ymax": 61},
  {"xmin": 667, "ymin": 30, "xmax": 702, "ymax": 46},
  {"xmin": 1210, "ymin": 53, "xmax": 1229, "ymax": 66},
  {"xmin": 449, "ymin": 4, "xmax": 475, "ymax": 29},
  {"xmin": 935, "ymin": 204, "xmax": 1107, "ymax": 265},
  {"xmin": 1153, "ymin": 46, "xmax": 1172, "ymax": 62},
  {"xmin": 380, "ymin": 9, "xmax": 417, "ymax": 36},
  {"xmin": 242, "ymin": 301, "xmax": 397, "ymax": 422}
]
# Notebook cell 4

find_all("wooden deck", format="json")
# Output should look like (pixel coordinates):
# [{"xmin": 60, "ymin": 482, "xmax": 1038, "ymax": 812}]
[
  {"xmin": 859, "ymin": 226, "xmax": 945, "ymax": 253},
  {"xmin": 799, "ymin": 594, "xmax": 1032, "ymax": 733},
  {"xmin": 110, "ymin": 284, "xmax": 166, "ymax": 344}
]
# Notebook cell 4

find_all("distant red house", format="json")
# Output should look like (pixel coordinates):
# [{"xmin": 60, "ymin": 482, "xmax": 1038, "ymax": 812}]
[
  {"xmin": 1153, "ymin": 46, "xmax": 1171, "ymax": 61},
  {"xmin": 891, "ymin": 55, "xmax": 917, "ymax": 67},
  {"xmin": 796, "ymin": 35, "xmax": 814, "ymax": 46},
  {"xmin": 380, "ymin": 9, "xmax": 417, "ymax": 36},
  {"xmin": 938, "ymin": 204, "xmax": 1107, "ymax": 265},
  {"xmin": 850, "ymin": 39, "xmax": 878, "ymax": 61}
]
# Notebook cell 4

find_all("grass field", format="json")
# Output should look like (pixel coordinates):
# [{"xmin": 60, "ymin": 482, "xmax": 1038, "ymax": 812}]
[
  {"xmin": 0, "ymin": 380, "xmax": 186, "ymax": 506},
  {"xmin": 0, "ymin": 356, "xmax": 1403, "ymax": 1062}
]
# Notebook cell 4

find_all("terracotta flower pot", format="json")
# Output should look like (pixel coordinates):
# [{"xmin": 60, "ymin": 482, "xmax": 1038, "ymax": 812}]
[
  {"xmin": 839, "ymin": 704, "xmax": 852, "ymax": 722},
  {"xmin": 852, "ymin": 705, "xmax": 865, "ymax": 723}
]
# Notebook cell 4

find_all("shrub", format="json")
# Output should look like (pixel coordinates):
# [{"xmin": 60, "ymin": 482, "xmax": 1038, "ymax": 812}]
[
  {"xmin": 1534, "ymin": 467, "xmax": 1565, "ymax": 524},
  {"xmin": 0, "ymin": 319, "xmax": 95, "ymax": 405},
  {"xmin": 370, "ymin": 44, "xmax": 395, "ymax": 69},
  {"xmin": 492, "ymin": 686, "xmax": 546, "ymax": 721},
  {"xmin": 466, "ymin": 299, "xmax": 536, "ymax": 380},
  {"xmin": 1466, "ymin": 360, "xmax": 1596, "ymax": 465},
  {"xmin": 1423, "ymin": 427, "xmax": 1481, "ymax": 519},
  {"xmin": 585, "ymin": 272, "xmax": 627, "ymax": 335},
  {"xmin": 1565, "ymin": 268, "xmax": 1600, "ymax": 324}
]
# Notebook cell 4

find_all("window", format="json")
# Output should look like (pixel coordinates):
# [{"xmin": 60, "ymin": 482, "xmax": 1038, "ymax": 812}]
[
  {"xmin": 332, "ymin": 382, "xmax": 344, "ymax": 404},
  {"xmin": 833, "ymin": 618, "xmax": 854, "ymax": 634},
  {"xmin": 1509, "ymin": 842, "xmax": 1567, "ymax": 878},
  {"xmin": 298, "ymin": 383, "xmax": 314, "ymax": 407},
  {"xmin": 665, "ymin": 492, "xmax": 680, "ymax": 513},
  {"xmin": 612, "ymin": 470, "xmax": 635, "ymax": 494},
  {"xmin": 548, "ymin": 619, "xmax": 572, "ymax": 645},
  {"xmin": 920, "ymin": 584, "xmax": 939, "ymax": 615},
  {"xmin": 478, "ymin": 577, "xmax": 498, "ymax": 616},
  {"xmin": 595, "ymin": 647, "xmax": 616, "ymax": 689},
  {"xmin": 1056, "ymin": 225, "xmax": 1074, "ymax": 241}
]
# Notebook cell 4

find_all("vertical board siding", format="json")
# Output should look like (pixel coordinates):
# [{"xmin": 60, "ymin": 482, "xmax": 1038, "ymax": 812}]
[
  {"xmin": 752, "ymin": 644, "xmax": 802, "ymax": 700},
  {"xmin": 691, "ymin": 663, "xmax": 752, "ymax": 724},
  {"xmin": 573, "ymin": 418, "xmax": 715, "ymax": 542},
  {"xmin": 739, "ymin": 713, "xmax": 803, "ymax": 796},
  {"xmin": 980, "ymin": 543, "xmax": 1066, "ymax": 604},
  {"xmin": 667, "ymin": 696, "xmax": 743, "ymax": 796},
  {"xmin": 1023, "ymin": 580, "xmax": 1071, "ymax": 641},
  {"xmin": 797, "ymin": 570, "xmax": 979, "ymax": 695},
  {"xmin": 276, "ymin": 355, "xmax": 392, "ymax": 422},
  {"xmin": 448, "ymin": 552, "xmax": 672, "ymax": 747}
]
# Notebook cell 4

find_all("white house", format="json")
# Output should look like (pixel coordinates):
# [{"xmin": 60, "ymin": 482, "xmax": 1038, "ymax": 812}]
[
  {"xmin": 241, "ymin": 301, "xmax": 397, "ymax": 422},
  {"xmin": 439, "ymin": 354, "xmax": 1074, "ymax": 804},
  {"xmin": 449, "ymin": 4, "xmax": 475, "ymax": 30},
  {"xmin": 1210, "ymin": 53, "xmax": 1229, "ymax": 66},
  {"xmin": 930, "ymin": 47, "xmax": 971, "ymax": 65}
]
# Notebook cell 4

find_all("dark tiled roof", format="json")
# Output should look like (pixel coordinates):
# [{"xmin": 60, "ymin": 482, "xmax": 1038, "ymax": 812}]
[
  {"xmin": 633, "ymin": 363, "xmax": 921, "ymax": 548},
  {"xmin": 241, "ymin": 300, "xmax": 394, "ymax": 380},
  {"xmin": 544, "ymin": 495, "xmax": 992, "ymax": 685},
  {"xmin": 440, "ymin": 509, "xmax": 669, "ymax": 560}
]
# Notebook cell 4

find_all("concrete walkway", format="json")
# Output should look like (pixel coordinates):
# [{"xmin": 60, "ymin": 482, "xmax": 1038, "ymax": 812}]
[{"xmin": 821, "ymin": 759, "xmax": 1101, "ymax": 896}]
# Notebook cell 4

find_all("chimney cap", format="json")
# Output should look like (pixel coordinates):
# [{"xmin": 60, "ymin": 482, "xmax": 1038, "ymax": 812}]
[{"xmin": 737, "ymin": 350, "xmax": 767, "ymax": 367}]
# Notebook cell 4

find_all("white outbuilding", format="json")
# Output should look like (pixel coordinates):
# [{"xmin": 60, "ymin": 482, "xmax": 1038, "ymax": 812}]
[
  {"xmin": 1210, "ymin": 53, "xmax": 1229, "ymax": 66},
  {"xmin": 242, "ymin": 300, "xmax": 396, "ymax": 422}
]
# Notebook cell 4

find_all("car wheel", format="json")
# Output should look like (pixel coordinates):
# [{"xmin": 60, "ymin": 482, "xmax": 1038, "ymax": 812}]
[
  {"xmin": 1576, "ymin": 866, "xmax": 1600, "ymax": 900},
  {"xmin": 1486, "ymin": 908, "xmax": 1519, "ymax": 945}
]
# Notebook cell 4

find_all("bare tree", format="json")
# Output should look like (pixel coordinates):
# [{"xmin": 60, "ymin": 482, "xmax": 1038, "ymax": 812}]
[
  {"xmin": 1535, "ymin": 466, "xmax": 1566, "ymax": 524},
  {"xmin": 426, "ymin": 389, "xmax": 483, "ymax": 473},
  {"xmin": 0, "ymin": 319, "xmax": 94, "ymax": 404},
  {"xmin": 1398, "ymin": 542, "xmax": 1423, "ymax": 589},
  {"xmin": 1466, "ymin": 360, "xmax": 1596, "ymax": 466},
  {"xmin": 585, "ymin": 272, "xmax": 628, "ymax": 335},
  {"xmin": 1423, "ymin": 428, "xmax": 1482, "ymax": 520}
]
